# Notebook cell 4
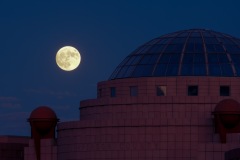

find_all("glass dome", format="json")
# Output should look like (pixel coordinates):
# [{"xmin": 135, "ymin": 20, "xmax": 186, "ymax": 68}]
[{"xmin": 109, "ymin": 29, "xmax": 240, "ymax": 80}]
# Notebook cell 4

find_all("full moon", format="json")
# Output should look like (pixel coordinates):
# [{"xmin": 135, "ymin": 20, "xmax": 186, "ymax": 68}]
[{"xmin": 56, "ymin": 46, "xmax": 81, "ymax": 71}]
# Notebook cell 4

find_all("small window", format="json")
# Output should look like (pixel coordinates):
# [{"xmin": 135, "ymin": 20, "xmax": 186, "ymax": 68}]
[
  {"xmin": 130, "ymin": 86, "xmax": 138, "ymax": 96},
  {"xmin": 220, "ymin": 86, "xmax": 230, "ymax": 96},
  {"xmin": 188, "ymin": 85, "xmax": 198, "ymax": 96},
  {"xmin": 98, "ymin": 89, "xmax": 102, "ymax": 98},
  {"xmin": 110, "ymin": 87, "xmax": 116, "ymax": 97},
  {"xmin": 156, "ymin": 86, "xmax": 166, "ymax": 96}
]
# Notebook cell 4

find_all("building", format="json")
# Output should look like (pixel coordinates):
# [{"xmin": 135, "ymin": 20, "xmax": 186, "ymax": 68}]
[
  {"xmin": 5, "ymin": 28, "xmax": 240, "ymax": 160},
  {"xmin": 0, "ymin": 135, "xmax": 29, "ymax": 160}
]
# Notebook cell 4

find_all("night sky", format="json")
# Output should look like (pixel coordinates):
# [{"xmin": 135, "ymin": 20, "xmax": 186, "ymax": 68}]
[{"xmin": 1, "ymin": 0, "xmax": 240, "ymax": 136}]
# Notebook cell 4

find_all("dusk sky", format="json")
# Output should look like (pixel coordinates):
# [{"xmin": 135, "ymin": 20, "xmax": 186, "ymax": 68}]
[{"xmin": 1, "ymin": 0, "xmax": 240, "ymax": 136}]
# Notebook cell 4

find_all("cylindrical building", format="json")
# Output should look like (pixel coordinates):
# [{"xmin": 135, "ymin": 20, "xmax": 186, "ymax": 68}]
[{"xmin": 57, "ymin": 29, "xmax": 240, "ymax": 160}]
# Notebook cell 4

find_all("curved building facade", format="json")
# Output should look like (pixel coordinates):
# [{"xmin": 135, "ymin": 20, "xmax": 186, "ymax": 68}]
[{"xmin": 26, "ymin": 29, "xmax": 240, "ymax": 160}]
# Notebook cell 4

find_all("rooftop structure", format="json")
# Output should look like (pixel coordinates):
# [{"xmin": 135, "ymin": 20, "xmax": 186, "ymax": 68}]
[{"xmin": 110, "ymin": 29, "xmax": 240, "ymax": 79}]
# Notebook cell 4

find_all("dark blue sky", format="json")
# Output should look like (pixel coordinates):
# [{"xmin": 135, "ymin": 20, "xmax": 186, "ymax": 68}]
[{"xmin": 0, "ymin": 0, "xmax": 240, "ymax": 136}]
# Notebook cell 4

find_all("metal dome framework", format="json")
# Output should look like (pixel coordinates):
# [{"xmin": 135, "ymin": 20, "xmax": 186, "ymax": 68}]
[{"xmin": 109, "ymin": 29, "xmax": 240, "ymax": 80}]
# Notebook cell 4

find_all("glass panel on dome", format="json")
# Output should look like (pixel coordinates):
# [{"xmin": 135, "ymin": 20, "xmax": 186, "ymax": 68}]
[
  {"xmin": 208, "ymin": 54, "xmax": 219, "ymax": 63},
  {"xmin": 132, "ymin": 46, "xmax": 146, "ymax": 55},
  {"xmin": 154, "ymin": 64, "xmax": 167, "ymax": 76},
  {"xmin": 155, "ymin": 38, "xmax": 165, "ymax": 44},
  {"xmin": 225, "ymin": 45, "xmax": 240, "ymax": 53},
  {"xmin": 187, "ymin": 38, "xmax": 196, "ymax": 44},
  {"xmin": 149, "ymin": 54, "xmax": 160, "ymax": 63},
  {"xmin": 219, "ymin": 38, "xmax": 235, "ymax": 44},
  {"xmin": 214, "ymin": 44, "xmax": 225, "ymax": 53},
  {"xmin": 170, "ymin": 53, "xmax": 181, "ymax": 63},
  {"xmin": 214, "ymin": 33, "xmax": 224, "ymax": 38},
  {"xmin": 124, "ymin": 56, "xmax": 132, "ymax": 66},
  {"xmin": 191, "ymin": 32, "xmax": 201, "ymax": 37},
  {"xmin": 234, "ymin": 64, "xmax": 240, "ymax": 76},
  {"xmin": 221, "ymin": 63, "xmax": 233, "ymax": 76},
  {"xmin": 194, "ymin": 54, "xmax": 205, "ymax": 63},
  {"xmin": 194, "ymin": 64, "xmax": 206, "ymax": 75},
  {"xmin": 124, "ymin": 66, "xmax": 135, "ymax": 77},
  {"xmin": 171, "ymin": 37, "xmax": 187, "ymax": 44},
  {"xmin": 159, "ymin": 54, "xmax": 171, "ymax": 63},
  {"xmin": 208, "ymin": 64, "xmax": 221, "ymax": 76},
  {"xmin": 146, "ymin": 38, "xmax": 160, "ymax": 45},
  {"xmin": 148, "ymin": 44, "xmax": 165, "ymax": 53},
  {"xmin": 139, "ymin": 55, "xmax": 151, "ymax": 64},
  {"xmin": 118, "ymin": 57, "xmax": 131, "ymax": 66},
  {"xmin": 185, "ymin": 44, "xmax": 195, "ymax": 52},
  {"xmin": 202, "ymin": 32, "xmax": 212, "ymax": 37},
  {"xmin": 231, "ymin": 54, "xmax": 240, "ymax": 63},
  {"xmin": 132, "ymin": 65, "xmax": 154, "ymax": 77},
  {"xmin": 166, "ymin": 64, "xmax": 179, "ymax": 76},
  {"xmin": 204, "ymin": 37, "xmax": 218, "ymax": 44},
  {"xmin": 125, "ymin": 56, "xmax": 136, "ymax": 65},
  {"xmin": 116, "ymin": 66, "xmax": 128, "ymax": 78},
  {"xmin": 141, "ymin": 45, "xmax": 154, "ymax": 54},
  {"xmin": 174, "ymin": 44, "xmax": 184, "ymax": 52},
  {"xmin": 206, "ymin": 44, "xmax": 216, "ymax": 52},
  {"xmin": 109, "ymin": 67, "xmax": 121, "ymax": 79},
  {"xmin": 218, "ymin": 54, "xmax": 229, "ymax": 63},
  {"xmin": 139, "ymin": 55, "xmax": 159, "ymax": 64},
  {"xmin": 132, "ymin": 55, "xmax": 143, "ymax": 65},
  {"xmin": 187, "ymin": 37, "xmax": 203, "ymax": 44},
  {"xmin": 181, "ymin": 63, "xmax": 193, "ymax": 75},
  {"xmin": 164, "ymin": 44, "xmax": 183, "ymax": 53},
  {"xmin": 195, "ymin": 44, "xmax": 204, "ymax": 52},
  {"xmin": 159, "ymin": 38, "xmax": 172, "ymax": 44},
  {"xmin": 182, "ymin": 54, "xmax": 194, "ymax": 63}
]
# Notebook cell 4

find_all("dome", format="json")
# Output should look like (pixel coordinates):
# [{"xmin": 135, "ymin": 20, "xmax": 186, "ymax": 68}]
[
  {"xmin": 214, "ymin": 99, "xmax": 240, "ymax": 129},
  {"xmin": 214, "ymin": 99, "xmax": 240, "ymax": 113},
  {"xmin": 109, "ymin": 29, "xmax": 240, "ymax": 80},
  {"xmin": 29, "ymin": 106, "xmax": 57, "ymax": 120}
]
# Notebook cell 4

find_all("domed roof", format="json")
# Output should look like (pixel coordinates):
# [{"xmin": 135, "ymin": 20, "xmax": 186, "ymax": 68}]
[
  {"xmin": 109, "ymin": 29, "xmax": 240, "ymax": 80},
  {"xmin": 214, "ymin": 99, "xmax": 240, "ymax": 113},
  {"xmin": 29, "ymin": 106, "xmax": 57, "ymax": 120}
]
